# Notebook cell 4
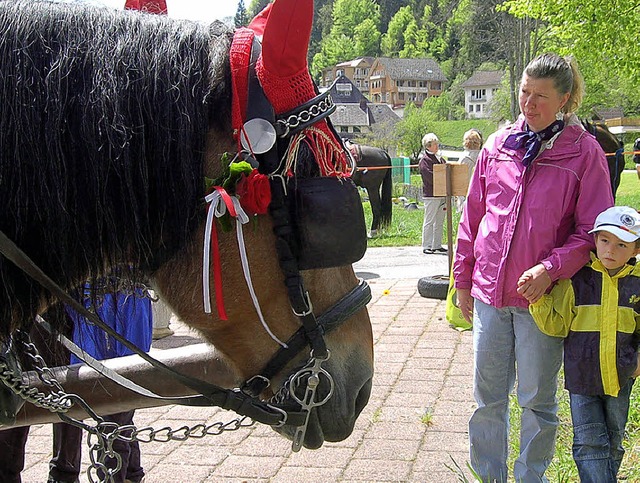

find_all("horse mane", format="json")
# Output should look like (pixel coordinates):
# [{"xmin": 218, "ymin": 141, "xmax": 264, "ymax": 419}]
[{"xmin": 0, "ymin": 1, "xmax": 233, "ymax": 333}]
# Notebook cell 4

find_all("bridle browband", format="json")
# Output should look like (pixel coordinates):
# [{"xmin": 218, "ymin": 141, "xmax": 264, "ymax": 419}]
[{"xmin": 0, "ymin": 35, "xmax": 371, "ymax": 452}]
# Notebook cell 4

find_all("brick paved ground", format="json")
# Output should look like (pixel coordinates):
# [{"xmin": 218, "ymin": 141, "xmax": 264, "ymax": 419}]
[{"xmin": 17, "ymin": 273, "xmax": 476, "ymax": 482}]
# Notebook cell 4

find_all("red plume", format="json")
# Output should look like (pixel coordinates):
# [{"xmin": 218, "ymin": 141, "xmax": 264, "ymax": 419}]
[
  {"xmin": 256, "ymin": 0, "xmax": 314, "ymax": 113},
  {"xmin": 231, "ymin": 0, "xmax": 349, "ymax": 176},
  {"xmin": 124, "ymin": 0, "xmax": 167, "ymax": 15}
]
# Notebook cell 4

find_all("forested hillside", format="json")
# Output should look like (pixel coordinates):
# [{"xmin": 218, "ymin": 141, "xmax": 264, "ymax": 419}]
[{"xmin": 240, "ymin": 0, "xmax": 639, "ymax": 121}]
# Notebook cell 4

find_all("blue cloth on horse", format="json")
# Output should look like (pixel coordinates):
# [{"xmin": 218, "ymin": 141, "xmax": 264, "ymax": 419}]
[
  {"xmin": 66, "ymin": 286, "xmax": 153, "ymax": 364},
  {"xmin": 503, "ymin": 119, "xmax": 564, "ymax": 167}
]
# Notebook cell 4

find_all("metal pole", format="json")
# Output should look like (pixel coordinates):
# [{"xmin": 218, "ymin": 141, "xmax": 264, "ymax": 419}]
[
  {"xmin": 445, "ymin": 163, "xmax": 454, "ymax": 271},
  {"xmin": 2, "ymin": 344, "xmax": 238, "ymax": 429}
]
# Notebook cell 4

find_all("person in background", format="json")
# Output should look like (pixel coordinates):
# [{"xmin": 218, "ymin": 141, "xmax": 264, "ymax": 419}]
[
  {"xmin": 527, "ymin": 205, "xmax": 640, "ymax": 483},
  {"xmin": 456, "ymin": 129, "xmax": 484, "ymax": 212},
  {"xmin": 0, "ymin": 282, "xmax": 152, "ymax": 483},
  {"xmin": 66, "ymin": 281, "xmax": 152, "ymax": 483},
  {"xmin": 453, "ymin": 52, "xmax": 614, "ymax": 482},
  {"xmin": 459, "ymin": 129, "xmax": 483, "ymax": 174},
  {"xmin": 419, "ymin": 133, "xmax": 447, "ymax": 255},
  {"xmin": 0, "ymin": 306, "xmax": 83, "ymax": 483}
]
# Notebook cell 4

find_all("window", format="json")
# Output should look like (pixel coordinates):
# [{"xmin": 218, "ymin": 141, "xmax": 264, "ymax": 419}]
[
  {"xmin": 340, "ymin": 126, "xmax": 348, "ymax": 133},
  {"xmin": 336, "ymin": 83, "xmax": 352, "ymax": 97},
  {"xmin": 475, "ymin": 104, "xmax": 481, "ymax": 112},
  {"xmin": 431, "ymin": 81, "xmax": 442, "ymax": 91},
  {"xmin": 469, "ymin": 105, "xmax": 474, "ymax": 113},
  {"xmin": 353, "ymin": 126, "xmax": 361, "ymax": 133}
]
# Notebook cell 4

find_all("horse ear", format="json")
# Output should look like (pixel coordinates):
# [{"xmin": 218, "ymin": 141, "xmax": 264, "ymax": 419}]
[{"xmin": 260, "ymin": 0, "xmax": 313, "ymax": 77}]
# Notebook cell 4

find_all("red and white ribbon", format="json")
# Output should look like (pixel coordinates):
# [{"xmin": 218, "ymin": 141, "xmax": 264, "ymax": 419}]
[{"xmin": 203, "ymin": 188, "xmax": 287, "ymax": 348}]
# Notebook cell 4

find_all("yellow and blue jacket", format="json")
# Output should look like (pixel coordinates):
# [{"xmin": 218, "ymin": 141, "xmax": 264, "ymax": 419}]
[{"xmin": 530, "ymin": 254, "xmax": 640, "ymax": 396}]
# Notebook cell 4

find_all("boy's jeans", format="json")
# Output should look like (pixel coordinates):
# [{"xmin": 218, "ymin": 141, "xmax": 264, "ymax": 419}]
[
  {"xmin": 570, "ymin": 378, "xmax": 635, "ymax": 483},
  {"xmin": 470, "ymin": 300, "xmax": 563, "ymax": 483}
]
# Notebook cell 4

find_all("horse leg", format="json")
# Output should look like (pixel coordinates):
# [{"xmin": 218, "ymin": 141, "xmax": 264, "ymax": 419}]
[
  {"xmin": 367, "ymin": 186, "xmax": 381, "ymax": 237},
  {"xmin": 379, "ymin": 168, "xmax": 392, "ymax": 229}
]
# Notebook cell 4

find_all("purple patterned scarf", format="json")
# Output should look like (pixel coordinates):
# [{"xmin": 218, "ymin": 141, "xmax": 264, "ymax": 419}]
[{"xmin": 503, "ymin": 119, "xmax": 564, "ymax": 167}]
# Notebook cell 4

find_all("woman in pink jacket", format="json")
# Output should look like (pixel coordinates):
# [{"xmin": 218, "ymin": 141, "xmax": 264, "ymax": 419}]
[{"xmin": 453, "ymin": 53, "xmax": 614, "ymax": 482}]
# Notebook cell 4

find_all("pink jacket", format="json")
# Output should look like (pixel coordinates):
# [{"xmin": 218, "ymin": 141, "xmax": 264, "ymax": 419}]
[{"xmin": 453, "ymin": 114, "xmax": 614, "ymax": 309}]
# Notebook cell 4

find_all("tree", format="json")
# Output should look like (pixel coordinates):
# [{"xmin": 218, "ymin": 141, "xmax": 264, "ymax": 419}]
[
  {"xmin": 500, "ymin": 0, "xmax": 640, "ymax": 76},
  {"xmin": 247, "ymin": 0, "xmax": 271, "ymax": 19},
  {"xmin": 381, "ymin": 6, "xmax": 414, "ymax": 56},
  {"xmin": 354, "ymin": 120, "xmax": 400, "ymax": 152},
  {"xmin": 354, "ymin": 19, "xmax": 381, "ymax": 57},
  {"xmin": 378, "ymin": 0, "xmax": 408, "ymax": 34},
  {"xmin": 422, "ymin": 91, "xmax": 466, "ymax": 121},
  {"xmin": 234, "ymin": 0, "xmax": 250, "ymax": 28},
  {"xmin": 311, "ymin": 0, "xmax": 381, "ymax": 74},
  {"xmin": 395, "ymin": 104, "xmax": 437, "ymax": 160},
  {"xmin": 486, "ymin": 72, "xmax": 513, "ymax": 123}
]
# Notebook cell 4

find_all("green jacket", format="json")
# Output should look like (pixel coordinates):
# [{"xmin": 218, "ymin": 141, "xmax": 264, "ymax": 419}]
[{"xmin": 530, "ymin": 254, "xmax": 640, "ymax": 396}]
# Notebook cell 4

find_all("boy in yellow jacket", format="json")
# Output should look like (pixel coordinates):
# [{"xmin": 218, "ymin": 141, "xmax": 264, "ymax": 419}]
[{"xmin": 526, "ymin": 205, "xmax": 640, "ymax": 483}]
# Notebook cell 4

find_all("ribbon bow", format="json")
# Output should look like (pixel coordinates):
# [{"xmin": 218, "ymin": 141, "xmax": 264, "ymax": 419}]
[
  {"xmin": 203, "ymin": 187, "xmax": 287, "ymax": 348},
  {"xmin": 503, "ymin": 119, "xmax": 565, "ymax": 167}
]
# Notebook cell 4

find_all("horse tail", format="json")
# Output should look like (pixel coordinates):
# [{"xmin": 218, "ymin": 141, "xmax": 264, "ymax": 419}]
[{"xmin": 380, "ymin": 154, "xmax": 393, "ymax": 229}]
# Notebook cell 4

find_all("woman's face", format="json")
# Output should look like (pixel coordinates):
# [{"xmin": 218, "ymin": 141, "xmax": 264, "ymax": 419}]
[
  {"xmin": 426, "ymin": 141, "xmax": 439, "ymax": 154},
  {"xmin": 518, "ymin": 74, "xmax": 570, "ymax": 132}
]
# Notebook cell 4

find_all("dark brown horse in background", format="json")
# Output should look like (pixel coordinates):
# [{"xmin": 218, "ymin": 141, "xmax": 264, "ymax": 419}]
[
  {"xmin": 0, "ymin": 0, "xmax": 373, "ymax": 450},
  {"xmin": 346, "ymin": 141, "xmax": 393, "ymax": 235},
  {"xmin": 582, "ymin": 120, "xmax": 625, "ymax": 199}
]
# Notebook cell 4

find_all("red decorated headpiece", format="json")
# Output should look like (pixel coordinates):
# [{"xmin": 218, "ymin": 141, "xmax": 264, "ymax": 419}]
[{"xmin": 230, "ymin": 0, "xmax": 349, "ymax": 177}]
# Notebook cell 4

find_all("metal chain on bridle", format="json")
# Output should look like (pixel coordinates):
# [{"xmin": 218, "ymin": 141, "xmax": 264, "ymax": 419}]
[{"xmin": 0, "ymin": 331, "xmax": 259, "ymax": 483}]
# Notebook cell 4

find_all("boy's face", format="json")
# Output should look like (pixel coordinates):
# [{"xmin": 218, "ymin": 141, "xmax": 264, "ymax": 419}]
[{"xmin": 595, "ymin": 231, "xmax": 640, "ymax": 276}]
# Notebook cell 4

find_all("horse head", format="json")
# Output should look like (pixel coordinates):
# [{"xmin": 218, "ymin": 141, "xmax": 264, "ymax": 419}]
[
  {"xmin": 0, "ymin": 0, "xmax": 373, "ymax": 450},
  {"xmin": 149, "ymin": 0, "xmax": 375, "ymax": 449}
]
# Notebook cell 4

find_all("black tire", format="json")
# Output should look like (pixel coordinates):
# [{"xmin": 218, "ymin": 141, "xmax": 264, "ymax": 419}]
[{"xmin": 417, "ymin": 275, "xmax": 449, "ymax": 300}]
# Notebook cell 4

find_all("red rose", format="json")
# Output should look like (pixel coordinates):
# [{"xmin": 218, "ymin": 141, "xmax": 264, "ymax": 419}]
[{"xmin": 236, "ymin": 169, "xmax": 271, "ymax": 215}]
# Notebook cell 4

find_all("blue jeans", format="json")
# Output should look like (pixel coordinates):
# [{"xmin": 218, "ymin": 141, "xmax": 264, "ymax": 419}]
[
  {"xmin": 570, "ymin": 378, "xmax": 635, "ymax": 483},
  {"xmin": 470, "ymin": 300, "xmax": 563, "ymax": 483}
]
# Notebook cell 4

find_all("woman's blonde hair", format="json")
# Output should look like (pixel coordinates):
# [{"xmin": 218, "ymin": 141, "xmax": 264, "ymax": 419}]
[
  {"xmin": 523, "ymin": 53, "xmax": 584, "ymax": 113},
  {"xmin": 463, "ymin": 129, "xmax": 483, "ymax": 150}
]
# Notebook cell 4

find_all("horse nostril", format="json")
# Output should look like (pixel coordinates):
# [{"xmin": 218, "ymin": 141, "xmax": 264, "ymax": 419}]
[{"xmin": 354, "ymin": 378, "xmax": 372, "ymax": 416}]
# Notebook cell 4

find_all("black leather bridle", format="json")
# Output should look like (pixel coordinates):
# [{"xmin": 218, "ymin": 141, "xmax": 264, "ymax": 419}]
[{"xmin": 0, "ymin": 35, "xmax": 371, "ymax": 451}]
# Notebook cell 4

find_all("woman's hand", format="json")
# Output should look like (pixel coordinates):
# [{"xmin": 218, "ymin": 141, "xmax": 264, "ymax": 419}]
[
  {"xmin": 457, "ymin": 288, "xmax": 474, "ymax": 324},
  {"xmin": 516, "ymin": 264, "xmax": 552, "ymax": 304}
]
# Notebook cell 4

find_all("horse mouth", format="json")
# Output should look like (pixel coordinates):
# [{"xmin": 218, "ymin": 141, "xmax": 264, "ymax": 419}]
[{"xmin": 270, "ymin": 375, "xmax": 372, "ymax": 449}]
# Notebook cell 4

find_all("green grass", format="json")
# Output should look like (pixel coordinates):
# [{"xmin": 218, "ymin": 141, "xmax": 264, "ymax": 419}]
[
  {"xmin": 507, "ymin": 371, "xmax": 640, "ymax": 482},
  {"xmin": 616, "ymin": 170, "xmax": 640, "ymax": 209}
]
